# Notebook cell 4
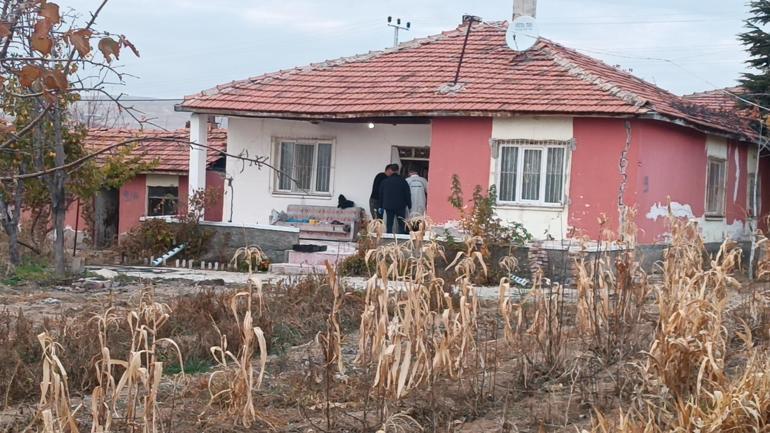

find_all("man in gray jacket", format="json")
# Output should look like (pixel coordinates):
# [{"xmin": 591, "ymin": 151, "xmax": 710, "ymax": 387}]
[{"xmin": 406, "ymin": 169, "xmax": 428, "ymax": 217}]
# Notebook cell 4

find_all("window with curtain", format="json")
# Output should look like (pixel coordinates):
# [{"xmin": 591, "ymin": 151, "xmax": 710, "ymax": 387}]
[
  {"xmin": 497, "ymin": 143, "xmax": 567, "ymax": 205},
  {"xmin": 705, "ymin": 157, "xmax": 726, "ymax": 216},
  {"xmin": 275, "ymin": 139, "xmax": 334, "ymax": 194}
]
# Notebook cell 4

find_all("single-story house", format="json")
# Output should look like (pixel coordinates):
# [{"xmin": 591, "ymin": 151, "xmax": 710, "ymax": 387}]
[
  {"xmin": 176, "ymin": 17, "xmax": 765, "ymax": 245},
  {"xmin": 64, "ymin": 127, "xmax": 227, "ymax": 247}
]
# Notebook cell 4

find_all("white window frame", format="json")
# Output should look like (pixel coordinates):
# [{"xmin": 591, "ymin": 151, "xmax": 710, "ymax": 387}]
[
  {"xmin": 705, "ymin": 157, "xmax": 726, "ymax": 218},
  {"xmin": 272, "ymin": 137, "xmax": 335, "ymax": 197},
  {"xmin": 493, "ymin": 139, "xmax": 571, "ymax": 207}
]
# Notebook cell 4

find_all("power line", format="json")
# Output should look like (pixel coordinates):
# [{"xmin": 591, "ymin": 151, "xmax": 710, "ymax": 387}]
[{"xmin": 573, "ymin": 46, "xmax": 770, "ymax": 112}]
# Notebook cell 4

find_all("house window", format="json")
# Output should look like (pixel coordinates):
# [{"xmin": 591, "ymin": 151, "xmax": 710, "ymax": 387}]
[
  {"xmin": 147, "ymin": 186, "xmax": 179, "ymax": 216},
  {"xmin": 497, "ymin": 142, "xmax": 567, "ymax": 205},
  {"xmin": 705, "ymin": 158, "xmax": 726, "ymax": 216},
  {"xmin": 275, "ymin": 139, "xmax": 333, "ymax": 194},
  {"xmin": 748, "ymin": 173, "xmax": 760, "ymax": 217}
]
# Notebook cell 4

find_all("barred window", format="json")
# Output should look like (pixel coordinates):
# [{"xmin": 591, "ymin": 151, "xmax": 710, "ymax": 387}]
[{"xmin": 496, "ymin": 141, "xmax": 568, "ymax": 205}]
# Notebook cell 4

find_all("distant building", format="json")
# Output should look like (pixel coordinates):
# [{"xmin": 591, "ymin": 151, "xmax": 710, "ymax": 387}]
[{"xmin": 64, "ymin": 127, "xmax": 226, "ymax": 247}]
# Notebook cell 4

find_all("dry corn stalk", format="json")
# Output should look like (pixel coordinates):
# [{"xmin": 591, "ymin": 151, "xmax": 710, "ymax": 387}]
[
  {"xmin": 114, "ymin": 288, "xmax": 183, "ymax": 433},
  {"xmin": 88, "ymin": 308, "xmax": 120, "ymax": 433},
  {"xmin": 356, "ymin": 218, "xmax": 482, "ymax": 400},
  {"xmin": 38, "ymin": 332, "xmax": 80, "ymax": 433},
  {"xmin": 318, "ymin": 262, "xmax": 346, "ymax": 376},
  {"xmin": 206, "ymin": 283, "xmax": 269, "ymax": 428}
]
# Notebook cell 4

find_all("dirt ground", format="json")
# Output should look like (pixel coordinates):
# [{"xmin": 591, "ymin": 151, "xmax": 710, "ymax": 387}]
[{"xmin": 0, "ymin": 267, "xmax": 767, "ymax": 433}]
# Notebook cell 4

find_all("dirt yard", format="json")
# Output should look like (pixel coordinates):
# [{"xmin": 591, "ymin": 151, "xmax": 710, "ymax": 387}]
[{"xmin": 2, "ymin": 224, "xmax": 770, "ymax": 433}]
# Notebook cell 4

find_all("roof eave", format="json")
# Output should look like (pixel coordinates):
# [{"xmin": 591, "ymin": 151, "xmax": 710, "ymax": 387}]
[
  {"xmin": 640, "ymin": 112, "xmax": 755, "ymax": 144},
  {"xmin": 174, "ymin": 105, "xmax": 645, "ymax": 120}
]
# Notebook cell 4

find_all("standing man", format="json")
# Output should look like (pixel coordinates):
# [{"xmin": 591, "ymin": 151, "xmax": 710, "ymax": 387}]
[
  {"xmin": 406, "ymin": 169, "xmax": 428, "ymax": 217},
  {"xmin": 379, "ymin": 164, "xmax": 411, "ymax": 234},
  {"xmin": 369, "ymin": 164, "xmax": 394, "ymax": 220}
]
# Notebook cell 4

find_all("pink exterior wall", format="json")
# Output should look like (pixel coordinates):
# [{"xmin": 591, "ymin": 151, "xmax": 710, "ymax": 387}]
[
  {"xmin": 570, "ymin": 118, "xmax": 640, "ymax": 239},
  {"xmin": 176, "ymin": 172, "xmax": 224, "ymax": 222},
  {"xmin": 205, "ymin": 171, "xmax": 225, "ymax": 222},
  {"xmin": 569, "ymin": 119, "xmax": 756, "ymax": 244},
  {"xmin": 759, "ymin": 157, "xmax": 770, "ymax": 232},
  {"xmin": 632, "ymin": 120, "xmax": 708, "ymax": 244},
  {"xmin": 427, "ymin": 117, "xmax": 493, "ymax": 223},
  {"xmin": 119, "ymin": 175, "xmax": 147, "ymax": 235}
]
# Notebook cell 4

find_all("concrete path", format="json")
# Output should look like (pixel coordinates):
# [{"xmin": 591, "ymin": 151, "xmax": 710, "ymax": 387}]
[{"xmin": 87, "ymin": 265, "xmax": 575, "ymax": 301}]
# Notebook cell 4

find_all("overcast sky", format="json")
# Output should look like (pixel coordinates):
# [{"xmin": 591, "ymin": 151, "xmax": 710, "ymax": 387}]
[{"xmin": 62, "ymin": 0, "xmax": 750, "ymax": 99}]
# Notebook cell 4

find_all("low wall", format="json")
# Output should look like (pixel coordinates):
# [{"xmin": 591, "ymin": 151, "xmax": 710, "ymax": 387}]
[{"xmin": 199, "ymin": 221, "xmax": 299, "ymax": 264}]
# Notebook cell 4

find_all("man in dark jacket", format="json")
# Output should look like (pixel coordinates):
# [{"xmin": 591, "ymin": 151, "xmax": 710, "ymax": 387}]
[
  {"xmin": 379, "ymin": 164, "xmax": 411, "ymax": 234},
  {"xmin": 369, "ymin": 164, "xmax": 394, "ymax": 219}
]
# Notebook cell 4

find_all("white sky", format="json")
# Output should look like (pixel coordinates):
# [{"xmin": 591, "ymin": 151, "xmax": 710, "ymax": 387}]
[{"xmin": 61, "ymin": 0, "xmax": 750, "ymax": 98}]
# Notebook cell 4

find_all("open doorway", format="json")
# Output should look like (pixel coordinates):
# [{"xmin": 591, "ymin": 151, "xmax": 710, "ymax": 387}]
[
  {"xmin": 396, "ymin": 146, "xmax": 430, "ymax": 179},
  {"xmin": 93, "ymin": 188, "xmax": 119, "ymax": 248}
]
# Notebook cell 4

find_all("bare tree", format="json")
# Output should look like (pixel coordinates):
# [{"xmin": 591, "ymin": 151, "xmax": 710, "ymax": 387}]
[{"xmin": 0, "ymin": 0, "xmax": 140, "ymax": 275}]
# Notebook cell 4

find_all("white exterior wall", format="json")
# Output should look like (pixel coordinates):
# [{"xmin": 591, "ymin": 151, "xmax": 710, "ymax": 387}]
[
  {"xmin": 223, "ymin": 117, "xmax": 431, "ymax": 225},
  {"xmin": 146, "ymin": 174, "xmax": 179, "ymax": 188},
  {"xmin": 490, "ymin": 116, "xmax": 573, "ymax": 240}
]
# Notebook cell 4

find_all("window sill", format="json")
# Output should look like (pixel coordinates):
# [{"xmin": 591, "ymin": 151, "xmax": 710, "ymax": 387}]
[
  {"xmin": 704, "ymin": 215, "xmax": 725, "ymax": 221},
  {"xmin": 140, "ymin": 215, "xmax": 179, "ymax": 222},
  {"xmin": 271, "ymin": 191, "xmax": 333, "ymax": 200},
  {"xmin": 496, "ymin": 202, "xmax": 566, "ymax": 211}
]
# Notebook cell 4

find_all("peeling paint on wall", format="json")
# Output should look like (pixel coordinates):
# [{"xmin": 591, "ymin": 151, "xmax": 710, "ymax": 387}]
[
  {"xmin": 734, "ymin": 146, "xmax": 740, "ymax": 203},
  {"xmin": 645, "ymin": 201, "xmax": 695, "ymax": 221}
]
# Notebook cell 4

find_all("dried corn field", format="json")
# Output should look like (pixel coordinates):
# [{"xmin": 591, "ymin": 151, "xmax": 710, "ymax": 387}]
[{"xmin": 1, "ymin": 215, "xmax": 770, "ymax": 433}]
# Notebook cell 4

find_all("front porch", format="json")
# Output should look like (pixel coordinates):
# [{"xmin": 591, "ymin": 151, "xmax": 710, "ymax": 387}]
[{"xmin": 186, "ymin": 114, "xmax": 434, "ymax": 227}]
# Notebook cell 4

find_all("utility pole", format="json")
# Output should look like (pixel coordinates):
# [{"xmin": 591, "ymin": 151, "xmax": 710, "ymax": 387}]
[{"xmin": 387, "ymin": 16, "xmax": 410, "ymax": 48}]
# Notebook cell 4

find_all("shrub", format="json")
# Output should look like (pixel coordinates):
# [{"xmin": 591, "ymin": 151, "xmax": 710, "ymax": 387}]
[
  {"xmin": 448, "ymin": 174, "xmax": 532, "ymax": 247},
  {"xmin": 118, "ymin": 218, "xmax": 176, "ymax": 260},
  {"xmin": 117, "ymin": 190, "xmax": 216, "ymax": 262}
]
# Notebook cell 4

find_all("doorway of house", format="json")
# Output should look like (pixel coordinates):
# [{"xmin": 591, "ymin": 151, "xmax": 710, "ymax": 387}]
[
  {"xmin": 396, "ymin": 146, "xmax": 430, "ymax": 179},
  {"xmin": 93, "ymin": 188, "xmax": 119, "ymax": 248}
]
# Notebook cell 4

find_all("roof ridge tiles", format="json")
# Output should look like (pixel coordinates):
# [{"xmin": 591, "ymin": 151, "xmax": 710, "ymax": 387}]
[{"xmin": 540, "ymin": 42, "xmax": 648, "ymax": 111}]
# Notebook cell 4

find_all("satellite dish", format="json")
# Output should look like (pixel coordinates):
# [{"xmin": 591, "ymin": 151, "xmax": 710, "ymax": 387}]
[{"xmin": 506, "ymin": 15, "xmax": 539, "ymax": 51}]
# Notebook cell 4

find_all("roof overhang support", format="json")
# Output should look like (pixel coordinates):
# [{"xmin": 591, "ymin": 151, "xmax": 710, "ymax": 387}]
[{"xmin": 188, "ymin": 113, "xmax": 208, "ymax": 216}]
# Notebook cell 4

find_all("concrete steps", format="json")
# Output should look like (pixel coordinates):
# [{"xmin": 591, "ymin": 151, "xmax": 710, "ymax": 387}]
[
  {"xmin": 287, "ymin": 250, "xmax": 353, "ymax": 266},
  {"xmin": 269, "ymin": 263, "xmax": 328, "ymax": 275}
]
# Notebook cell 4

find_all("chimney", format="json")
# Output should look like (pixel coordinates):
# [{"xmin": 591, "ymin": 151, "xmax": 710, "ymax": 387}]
[{"xmin": 513, "ymin": 0, "xmax": 537, "ymax": 19}]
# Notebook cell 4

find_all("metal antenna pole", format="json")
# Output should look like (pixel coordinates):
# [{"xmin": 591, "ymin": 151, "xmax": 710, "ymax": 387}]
[
  {"xmin": 393, "ymin": 26, "xmax": 399, "ymax": 48},
  {"xmin": 387, "ymin": 16, "xmax": 411, "ymax": 48},
  {"xmin": 453, "ymin": 17, "xmax": 478, "ymax": 85}
]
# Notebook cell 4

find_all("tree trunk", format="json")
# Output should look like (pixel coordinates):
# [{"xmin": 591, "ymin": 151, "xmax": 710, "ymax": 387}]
[
  {"xmin": 52, "ymin": 196, "xmax": 66, "ymax": 276},
  {"xmin": 7, "ymin": 223, "xmax": 20, "ymax": 266},
  {"xmin": 0, "ymin": 178, "xmax": 24, "ymax": 269},
  {"xmin": 50, "ymin": 105, "xmax": 68, "ymax": 278}
]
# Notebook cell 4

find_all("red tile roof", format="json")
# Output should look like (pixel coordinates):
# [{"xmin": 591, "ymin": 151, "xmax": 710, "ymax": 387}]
[
  {"xmin": 179, "ymin": 21, "xmax": 752, "ymax": 141},
  {"xmin": 682, "ymin": 86, "xmax": 743, "ymax": 113},
  {"xmin": 85, "ymin": 128, "xmax": 227, "ymax": 173}
]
